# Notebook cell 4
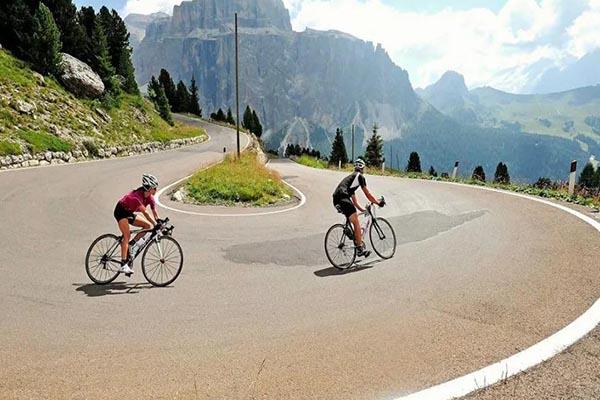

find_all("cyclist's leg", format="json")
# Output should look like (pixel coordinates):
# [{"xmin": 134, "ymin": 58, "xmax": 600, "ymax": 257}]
[
  {"xmin": 131, "ymin": 214, "xmax": 152, "ymax": 242},
  {"xmin": 117, "ymin": 217, "xmax": 131, "ymax": 261},
  {"xmin": 348, "ymin": 212, "xmax": 363, "ymax": 246}
]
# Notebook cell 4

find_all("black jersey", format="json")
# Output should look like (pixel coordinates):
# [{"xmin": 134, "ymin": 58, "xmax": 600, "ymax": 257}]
[{"xmin": 333, "ymin": 171, "xmax": 366, "ymax": 198}]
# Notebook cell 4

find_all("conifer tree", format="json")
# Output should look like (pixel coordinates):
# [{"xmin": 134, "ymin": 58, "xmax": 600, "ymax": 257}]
[
  {"xmin": 108, "ymin": 10, "xmax": 138, "ymax": 94},
  {"xmin": 242, "ymin": 105, "xmax": 254, "ymax": 131},
  {"xmin": 155, "ymin": 85, "xmax": 173, "ymax": 125},
  {"xmin": 579, "ymin": 162, "xmax": 595, "ymax": 188},
  {"xmin": 428, "ymin": 166, "xmax": 437, "ymax": 177},
  {"xmin": 216, "ymin": 108, "xmax": 226, "ymax": 122},
  {"xmin": 31, "ymin": 3, "xmax": 62, "ymax": 76},
  {"xmin": 226, "ymin": 108, "xmax": 235, "ymax": 125},
  {"xmin": 364, "ymin": 124, "xmax": 384, "ymax": 167},
  {"xmin": 0, "ymin": 0, "xmax": 35, "ymax": 60},
  {"xmin": 147, "ymin": 75, "xmax": 161, "ymax": 104},
  {"xmin": 158, "ymin": 69, "xmax": 176, "ymax": 107},
  {"xmin": 174, "ymin": 80, "xmax": 190, "ymax": 113},
  {"xmin": 91, "ymin": 18, "xmax": 115, "ymax": 92},
  {"xmin": 493, "ymin": 162, "xmax": 510, "ymax": 184},
  {"xmin": 406, "ymin": 151, "xmax": 422, "ymax": 173},
  {"xmin": 251, "ymin": 110, "xmax": 263, "ymax": 137},
  {"xmin": 329, "ymin": 128, "xmax": 348, "ymax": 166},
  {"xmin": 43, "ymin": 0, "xmax": 86, "ymax": 59},
  {"xmin": 188, "ymin": 75, "xmax": 201, "ymax": 116},
  {"xmin": 472, "ymin": 165, "xmax": 486, "ymax": 182},
  {"xmin": 77, "ymin": 6, "xmax": 96, "ymax": 66}
]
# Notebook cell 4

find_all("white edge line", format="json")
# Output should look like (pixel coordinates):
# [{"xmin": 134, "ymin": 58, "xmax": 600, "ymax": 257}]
[
  {"xmin": 155, "ymin": 136, "xmax": 307, "ymax": 217},
  {"xmin": 396, "ymin": 179, "xmax": 600, "ymax": 400}
]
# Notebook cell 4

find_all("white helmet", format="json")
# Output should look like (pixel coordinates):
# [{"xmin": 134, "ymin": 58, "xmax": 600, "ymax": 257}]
[
  {"xmin": 354, "ymin": 158, "xmax": 366, "ymax": 171},
  {"xmin": 142, "ymin": 173, "xmax": 159, "ymax": 189}
]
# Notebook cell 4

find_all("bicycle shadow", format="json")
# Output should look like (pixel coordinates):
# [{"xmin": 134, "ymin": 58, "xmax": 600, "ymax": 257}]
[
  {"xmin": 314, "ymin": 258, "xmax": 384, "ymax": 277},
  {"xmin": 74, "ymin": 281, "xmax": 156, "ymax": 297}
]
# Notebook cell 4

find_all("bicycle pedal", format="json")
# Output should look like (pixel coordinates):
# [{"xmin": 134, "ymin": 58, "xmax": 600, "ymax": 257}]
[{"xmin": 125, "ymin": 273, "xmax": 132, "ymax": 277}]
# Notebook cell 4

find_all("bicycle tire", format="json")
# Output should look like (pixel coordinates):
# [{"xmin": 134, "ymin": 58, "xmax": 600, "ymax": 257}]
[
  {"xmin": 85, "ymin": 233, "xmax": 122, "ymax": 284},
  {"xmin": 141, "ymin": 236, "xmax": 184, "ymax": 287},
  {"xmin": 369, "ymin": 217, "xmax": 396, "ymax": 259},
  {"xmin": 324, "ymin": 223, "xmax": 356, "ymax": 269}
]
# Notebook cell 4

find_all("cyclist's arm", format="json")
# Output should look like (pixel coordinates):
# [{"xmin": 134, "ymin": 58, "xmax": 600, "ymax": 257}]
[
  {"xmin": 151, "ymin": 205, "xmax": 160, "ymax": 222},
  {"xmin": 361, "ymin": 186, "xmax": 380, "ymax": 205},
  {"xmin": 138, "ymin": 205, "xmax": 157, "ymax": 226},
  {"xmin": 351, "ymin": 194, "xmax": 366, "ymax": 212}
]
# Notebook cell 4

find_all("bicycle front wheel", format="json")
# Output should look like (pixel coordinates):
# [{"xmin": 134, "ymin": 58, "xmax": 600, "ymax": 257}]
[
  {"xmin": 369, "ymin": 217, "xmax": 396, "ymax": 259},
  {"xmin": 85, "ymin": 234, "xmax": 122, "ymax": 284},
  {"xmin": 141, "ymin": 236, "xmax": 184, "ymax": 287},
  {"xmin": 324, "ymin": 223, "xmax": 356, "ymax": 269}
]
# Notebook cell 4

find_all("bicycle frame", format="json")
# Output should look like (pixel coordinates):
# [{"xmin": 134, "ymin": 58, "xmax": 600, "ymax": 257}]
[{"xmin": 341, "ymin": 203, "xmax": 387, "ymax": 247}]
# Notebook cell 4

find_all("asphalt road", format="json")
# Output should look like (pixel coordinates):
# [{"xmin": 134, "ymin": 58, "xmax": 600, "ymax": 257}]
[{"xmin": 1, "ymin": 119, "xmax": 599, "ymax": 399}]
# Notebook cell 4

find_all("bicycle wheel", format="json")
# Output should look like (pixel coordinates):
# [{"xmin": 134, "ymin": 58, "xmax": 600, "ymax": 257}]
[
  {"xmin": 141, "ymin": 236, "xmax": 183, "ymax": 287},
  {"xmin": 324, "ymin": 224, "xmax": 356, "ymax": 269},
  {"xmin": 85, "ymin": 234, "xmax": 122, "ymax": 284},
  {"xmin": 369, "ymin": 217, "xmax": 396, "ymax": 259}
]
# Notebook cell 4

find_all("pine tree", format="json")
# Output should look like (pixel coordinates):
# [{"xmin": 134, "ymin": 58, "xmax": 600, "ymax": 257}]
[
  {"xmin": 77, "ymin": 6, "xmax": 96, "ymax": 66},
  {"xmin": 329, "ymin": 128, "xmax": 348, "ymax": 166},
  {"xmin": 242, "ymin": 105, "xmax": 254, "ymax": 131},
  {"xmin": 216, "ymin": 108, "xmax": 226, "ymax": 122},
  {"xmin": 188, "ymin": 75, "xmax": 202, "ymax": 116},
  {"xmin": 592, "ymin": 167, "xmax": 600, "ymax": 188},
  {"xmin": 0, "ymin": 0, "xmax": 35, "ymax": 60},
  {"xmin": 494, "ymin": 162, "xmax": 510, "ymax": 184},
  {"xmin": 147, "ymin": 76, "xmax": 161, "ymax": 104},
  {"xmin": 158, "ymin": 69, "xmax": 176, "ymax": 108},
  {"xmin": 226, "ymin": 107, "xmax": 235, "ymax": 125},
  {"xmin": 365, "ymin": 124, "xmax": 384, "ymax": 167},
  {"xmin": 472, "ymin": 165, "xmax": 486, "ymax": 182},
  {"xmin": 91, "ymin": 18, "xmax": 115, "ymax": 92},
  {"xmin": 43, "ymin": 0, "xmax": 86, "ymax": 59},
  {"xmin": 428, "ymin": 166, "xmax": 437, "ymax": 177},
  {"xmin": 106, "ymin": 9, "xmax": 137, "ymax": 93},
  {"xmin": 155, "ymin": 85, "xmax": 173, "ymax": 125},
  {"xmin": 252, "ymin": 110, "xmax": 263, "ymax": 137},
  {"xmin": 406, "ymin": 151, "xmax": 422, "ymax": 173},
  {"xmin": 579, "ymin": 162, "xmax": 595, "ymax": 188},
  {"xmin": 31, "ymin": 3, "xmax": 62, "ymax": 76},
  {"xmin": 174, "ymin": 80, "xmax": 190, "ymax": 113}
]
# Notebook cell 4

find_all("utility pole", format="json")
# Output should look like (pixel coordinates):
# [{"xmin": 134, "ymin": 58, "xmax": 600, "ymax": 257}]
[{"xmin": 235, "ymin": 13, "xmax": 240, "ymax": 158}]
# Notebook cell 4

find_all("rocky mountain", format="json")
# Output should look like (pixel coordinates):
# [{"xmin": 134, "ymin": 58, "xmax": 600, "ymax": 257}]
[
  {"xmin": 124, "ymin": 12, "xmax": 170, "ymax": 49},
  {"xmin": 419, "ymin": 71, "xmax": 600, "ymax": 146},
  {"xmin": 529, "ymin": 49, "xmax": 600, "ymax": 94},
  {"xmin": 130, "ymin": 0, "xmax": 598, "ymax": 182}
]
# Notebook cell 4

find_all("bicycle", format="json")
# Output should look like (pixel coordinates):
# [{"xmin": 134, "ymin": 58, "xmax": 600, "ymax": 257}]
[
  {"xmin": 324, "ymin": 197, "xmax": 396, "ymax": 270},
  {"xmin": 85, "ymin": 217, "xmax": 184, "ymax": 287}
]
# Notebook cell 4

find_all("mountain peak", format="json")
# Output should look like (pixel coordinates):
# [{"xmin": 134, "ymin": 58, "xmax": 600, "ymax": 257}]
[{"xmin": 430, "ymin": 70, "xmax": 468, "ymax": 95}]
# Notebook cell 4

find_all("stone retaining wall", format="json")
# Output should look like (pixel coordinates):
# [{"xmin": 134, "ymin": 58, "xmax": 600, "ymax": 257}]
[{"xmin": 0, "ymin": 136, "xmax": 205, "ymax": 170}]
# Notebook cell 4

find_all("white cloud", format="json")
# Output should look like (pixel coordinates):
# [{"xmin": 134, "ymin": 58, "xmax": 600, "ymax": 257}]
[
  {"xmin": 122, "ymin": 0, "xmax": 178, "ymax": 16},
  {"xmin": 123, "ymin": 0, "xmax": 599, "ymax": 92},
  {"xmin": 286, "ymin": 0, "xmax": 599, "ymax": 92}
]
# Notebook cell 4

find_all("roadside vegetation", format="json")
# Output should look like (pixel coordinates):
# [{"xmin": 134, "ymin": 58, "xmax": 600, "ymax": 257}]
[{"xmin": 185, "ymin": 151, "xmax": 293, "ymax": 207}]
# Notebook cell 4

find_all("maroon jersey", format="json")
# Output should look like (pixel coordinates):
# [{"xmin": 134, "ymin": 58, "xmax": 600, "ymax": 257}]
[{"xmin": 118, "ymin": 189, "xmax": 156, "ymax": 213}]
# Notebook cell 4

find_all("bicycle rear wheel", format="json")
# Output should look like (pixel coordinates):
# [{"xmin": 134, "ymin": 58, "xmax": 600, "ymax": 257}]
[
  {"xmin": 324, "ymin": 224, "xmax": 356, "ymax": 269},
  {"xmin": 85, "ymin": 234, "xmax": 122, "ymax": 284},
  {"xmin": 141, "ymin": 236, "xmax": 183, "ymax": 287},
  {"xmin": 369, "ymin": 217, "xmax": 396, "ymax": 259}
]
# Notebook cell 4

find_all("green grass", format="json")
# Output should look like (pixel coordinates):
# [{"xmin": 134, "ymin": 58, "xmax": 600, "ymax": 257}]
[
  {"xmin": 295, "ymin": 154, "xmax": 328, "ymax": 169},
  {"xmin": 17, "ymin": 129, "xmax": 73, "ymax": 153},
  {"xmin": 186, "ymin": 152, "xmax": 293, "ymax": 206},
  {"xmin": 0, "ymin": 140, "xmax": 22, "ymax": 156}
]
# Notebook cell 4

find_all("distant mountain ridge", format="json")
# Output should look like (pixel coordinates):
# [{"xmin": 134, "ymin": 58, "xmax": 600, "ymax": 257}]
[
  {"xmin": 124, "ymin": 12, "xmax": 169, "ymax": 49},
  {"xmin": 128, "ymin": 0, "xmax": 599, "ymax": 182}
]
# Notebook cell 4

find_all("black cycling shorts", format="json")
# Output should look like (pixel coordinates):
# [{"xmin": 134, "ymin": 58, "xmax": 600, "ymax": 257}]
[
  {"xmin": 333, "ymin": 195, "xmax": 356, "ymax": 218},
  {"xmin": 113, "ymin": 202, "xmax": 136, "ymax": 224}
]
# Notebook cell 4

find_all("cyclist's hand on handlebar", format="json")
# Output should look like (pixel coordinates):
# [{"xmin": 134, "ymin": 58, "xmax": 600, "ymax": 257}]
[{"xmin": 378, "ymin": 197, "xmax": 386, "ymax": 207}]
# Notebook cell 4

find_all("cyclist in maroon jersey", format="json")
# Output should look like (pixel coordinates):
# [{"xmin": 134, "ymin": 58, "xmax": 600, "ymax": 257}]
[{"xmin": 113, "ymin": 174, "xmax": 161, "ymax": 274}]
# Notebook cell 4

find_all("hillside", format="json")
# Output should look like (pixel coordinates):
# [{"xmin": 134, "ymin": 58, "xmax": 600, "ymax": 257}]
[{"xmin": 0, "ymin": 49, "xmax": 203, "ymax": 159}]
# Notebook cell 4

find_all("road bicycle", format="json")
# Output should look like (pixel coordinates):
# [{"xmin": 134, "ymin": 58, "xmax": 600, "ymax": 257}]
[
  {"xmin": 324, "ymin": 197, "xmax": 396, "ymax": 269},
  {"xmin": 85, "ymin": 217, "xmax": 184, "ymax": 287}
]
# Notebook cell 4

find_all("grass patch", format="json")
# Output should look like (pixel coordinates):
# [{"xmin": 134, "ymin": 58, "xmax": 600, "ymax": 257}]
[
  {"xmin": 295, "ymin": 154, "xmax": 328, "ymax": 169},
  {"xmin": 186, "ymin": 152, "xmax": 293, "ymax": 206},
  {"xmin": 150, "ymin": 122, "xmax": 203, "ymax": 142},
  {"xmin": 0, "ymin": 140, "xmax": 21, "ymax": 156},
  {"xmin": 17, "ymin": 129, "xmax": 73, "ymax": 153}
]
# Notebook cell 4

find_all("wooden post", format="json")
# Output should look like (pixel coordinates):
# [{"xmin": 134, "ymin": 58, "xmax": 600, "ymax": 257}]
[
  {"xmin": 451, "ymin": 161, "xmax": 459, "ymax": 179},
  {"xmin": 235, "ymin": 13, "xmax": 240, "ymax": 158}
]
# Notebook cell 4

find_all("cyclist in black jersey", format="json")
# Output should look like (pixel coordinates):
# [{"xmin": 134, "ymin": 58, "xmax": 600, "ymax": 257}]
[{"xmin": 332, "ymin": 158, "xmax": 383, "ymax": 257}]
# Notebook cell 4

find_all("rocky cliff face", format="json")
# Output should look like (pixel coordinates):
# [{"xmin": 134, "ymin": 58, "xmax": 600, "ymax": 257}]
[
  {"xmin": 130, "ymin": 0, "xmax": 597, "ymax": 181},
  {"xmin": 132, "ymin": 0, "xmax": 424, "ymax": 154},
  {"xmin": 124, "ymin": 12, "xmax": 170, "ymax": 49}
]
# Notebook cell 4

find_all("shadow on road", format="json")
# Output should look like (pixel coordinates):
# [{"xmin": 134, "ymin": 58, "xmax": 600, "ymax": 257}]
[
  {"xmin": 314, "ymin": 258, "xmax": 385, "ymax": 277},
  {"xmin": 74, "ymin": 281, "xmax": 156, "ymax": 296}
]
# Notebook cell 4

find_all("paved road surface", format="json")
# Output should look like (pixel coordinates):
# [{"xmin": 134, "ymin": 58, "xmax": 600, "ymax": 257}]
[{"xmin": 1, "ymin": 119, "xmax": 599, "ymax": 399}]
